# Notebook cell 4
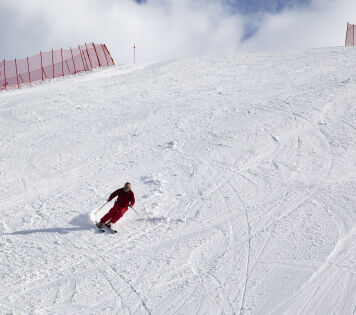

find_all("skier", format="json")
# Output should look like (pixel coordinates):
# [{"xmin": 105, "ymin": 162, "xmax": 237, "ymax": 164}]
[{"xmin": 96, "ymin": 182, "xmax": 135, "ymax": 230}]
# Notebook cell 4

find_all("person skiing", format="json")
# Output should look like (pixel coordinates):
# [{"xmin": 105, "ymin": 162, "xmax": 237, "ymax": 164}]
[{"xmin": 96, "ymin": 182, "xmax": 135, "ymax": 229}]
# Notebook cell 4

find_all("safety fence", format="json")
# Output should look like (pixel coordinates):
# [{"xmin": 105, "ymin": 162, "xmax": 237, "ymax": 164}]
[
  {"xmin": 0, "ymin": 43, "xmax": 114, "ymax": 91},
  {"xmin": 345, "ymin": 23, "xmax": 356, "ymax": 46}
]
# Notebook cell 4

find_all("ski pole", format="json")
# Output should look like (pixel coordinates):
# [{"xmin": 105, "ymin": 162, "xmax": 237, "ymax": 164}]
[
  {"xmin": 129, "ymin": 206, "xmax": 145, "ymax": 220},
  {"xmin": 94, "ymin": 201, "xmax": 110, "ymax": 215}
]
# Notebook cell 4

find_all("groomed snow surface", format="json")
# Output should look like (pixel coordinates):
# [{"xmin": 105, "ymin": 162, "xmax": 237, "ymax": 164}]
[{"xmin": 0, "ymin": 47, "xmax": 355, "ymax": 314}]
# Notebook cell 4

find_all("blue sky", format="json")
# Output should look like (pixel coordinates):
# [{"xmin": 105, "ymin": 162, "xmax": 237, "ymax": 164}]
[
  {"xmin": 0, "ymin": 0, "xmax": 355, "ymax": 64},
  {"xmin": 229, "ymin": 0, "xmax": 312, "ymax": 40},
  {"xmin": 131, "ymin": 0, "xmax": 313, "ymax": 41},
  {"xmin": 134, "ymin": 0, "xmax": 311, "ymax": 13}
]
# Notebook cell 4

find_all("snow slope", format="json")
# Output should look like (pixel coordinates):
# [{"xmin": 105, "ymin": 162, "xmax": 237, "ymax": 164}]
[{"xmin": 0, "ymin": 46, "xmax": 355, "ymax": 314}]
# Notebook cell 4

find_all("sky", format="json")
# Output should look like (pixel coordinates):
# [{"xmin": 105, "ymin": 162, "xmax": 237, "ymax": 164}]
[{"xmin": 0, "ymin": 0, "xmax": 355, "ymax": 64}]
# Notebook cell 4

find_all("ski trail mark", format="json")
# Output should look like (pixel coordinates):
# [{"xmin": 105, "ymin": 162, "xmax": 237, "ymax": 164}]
[
  {"xmin": 227, "ymin": 179, "xmax": 251, "ymax": 315},
  {"xmin": 118, "ymin": 273, "xmax": 152, "ymax": 315}
]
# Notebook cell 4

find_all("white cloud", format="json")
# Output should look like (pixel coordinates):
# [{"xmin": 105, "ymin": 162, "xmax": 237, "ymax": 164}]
[
  {"xmin": 241, "ymin": 0, "xmax": 356, "ymax": 52},
  {"xmin": 0, "ymin": 0, "xmax": 245, "ymax": 63},
  {"xmin": 0, "ymin": 0, "xmax": 355, "ymax": 64}
]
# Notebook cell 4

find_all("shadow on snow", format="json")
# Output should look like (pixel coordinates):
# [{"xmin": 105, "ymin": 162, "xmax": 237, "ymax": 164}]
[
  {"xmin": 5, "ymin": 213, "xmax": 96, "ymax": 235},
  {"xmin": 4, "ymin": 214, "xmax": 180, "ymax": 235}
]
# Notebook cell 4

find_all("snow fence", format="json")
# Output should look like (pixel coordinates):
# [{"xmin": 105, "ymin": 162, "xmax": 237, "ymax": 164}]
[
  {"xmin": 345, "ymin": 23, "xmax": 356, "ymax": 46},
  {"xmin": 0, "ymin": 43, "xmax": 114, "ymax": 91}
]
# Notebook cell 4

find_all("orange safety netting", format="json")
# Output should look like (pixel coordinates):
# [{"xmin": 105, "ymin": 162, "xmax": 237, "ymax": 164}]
[
  {"xmin": 345, "ymin": 23, "xmax": 356, "ymax": 46},
  {"xmin": 0, "ymin": 43, "xmax": 114, "ymax": 91}
]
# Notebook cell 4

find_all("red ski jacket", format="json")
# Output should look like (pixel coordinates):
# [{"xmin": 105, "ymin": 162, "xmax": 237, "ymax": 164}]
[{"xmin": 109, "ymin": 188, "xmax": 135, "ymax": 207}]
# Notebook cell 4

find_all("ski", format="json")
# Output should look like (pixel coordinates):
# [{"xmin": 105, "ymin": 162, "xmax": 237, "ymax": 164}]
[
  {"xmin": 95, "ymin": 222, "xmax": 117, "ymax": 234},
  {"xmin": 105, "ymin": 225, "xmax": 117, "ymax": 234},
  {"xmin": 95, "ymin": 222, "xmax": 105, "ymax": 233}
]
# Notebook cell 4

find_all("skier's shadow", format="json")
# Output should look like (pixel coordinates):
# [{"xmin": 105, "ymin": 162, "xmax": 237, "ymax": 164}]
[{"xmin": 5, "ymin": 213, "xmax": 95, "ymax": 235}]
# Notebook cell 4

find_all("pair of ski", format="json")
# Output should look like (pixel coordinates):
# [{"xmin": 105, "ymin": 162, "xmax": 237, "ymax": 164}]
[{"xmin": 96, "ymin": 222, "xmax": 117, "ymax": 234}]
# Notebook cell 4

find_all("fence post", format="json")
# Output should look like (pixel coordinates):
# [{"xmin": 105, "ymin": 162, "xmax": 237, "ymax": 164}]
[
  {"xmin": 104, "ymin": 44, "xmax": 115, "ymax": 65},
  {"xmin": 70, "ymin": 47, "xmax": 76, "ymax": 74},
  {"xmin": 42, "ymin": 68, "xmax": 48, "ymax": 79},
  {"xmin": 92, "ymin": 43, "xmax": 101, "ymax": 67},
  {"xmin": 81, "ymin": 49, "xmax": 89, "ymax": 69},
  {"xmin": 85, "ymin": 43, "xmax": 93, "ymax": 68},
  {"xmin": 79, "ymin": 45, "xmax": 86, "ymax": 71},
  {"xmin": 133, "ymin": 43, "xmax": 136, "ymax": 64},
  {"xmin": 61, "ymin": 48, "xmax": 64, "ymax": 76},
  {"xmin": 27, "ymin": 57, "xmax": 31, "ymax": 84},
  {"xmin": 52, "ymin": 49, "xmax": 54, "ymax": 78},
  {"xmin": 65, "ymin": 60, "xmax": 71, "ymax": 73},
  {"xmin": 19, "ymin": 74, "xmax": 25, "ymax": 84},
  {"xmin": 345, "ymin": 23, "xmax": 348, "ymax": 46},
  {"xmin": 40, "ymin": 51, "xmax": 43, "ymax": 81},
  {"xmin": 101, "ymin": 44, "xmax": 109, "ymax": 66},
  {"xmin": 15, "ymin": 58, "xmax": 19, "ymax": 88},
  {"xmin": 3, "ymin": 59, "xmax": 6, "ymax": 90}
]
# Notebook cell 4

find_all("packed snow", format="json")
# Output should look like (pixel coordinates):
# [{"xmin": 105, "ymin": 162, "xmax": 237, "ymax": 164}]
[{"xmin": 0, "ymin": 46, "xmax": 355, "ymax": 314}]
